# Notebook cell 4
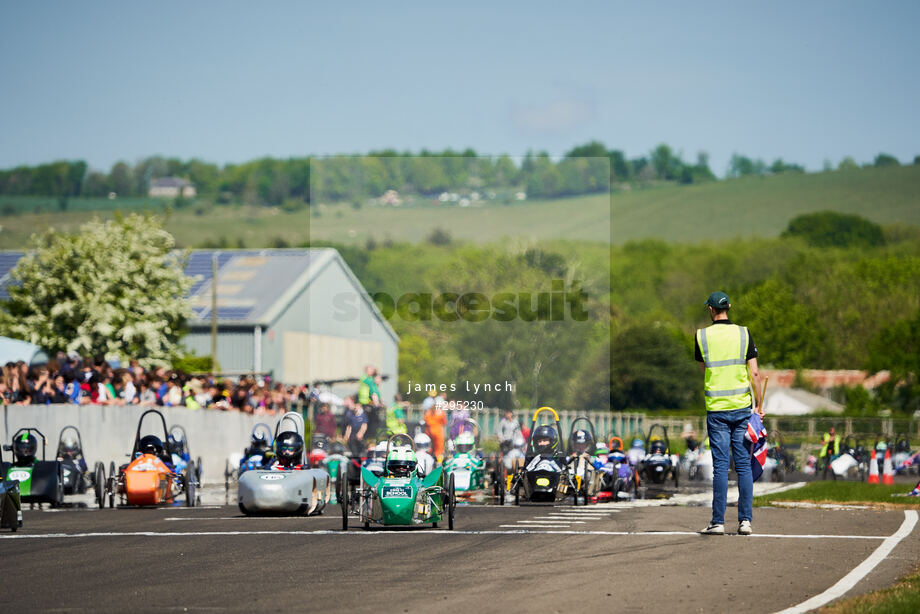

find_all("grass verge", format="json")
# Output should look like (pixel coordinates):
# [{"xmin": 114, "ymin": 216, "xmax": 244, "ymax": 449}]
[
  {"xmin": 819, "ymin": 567, "xmax": 920, "ymax": 613},
  {"xmin": 754, "ymin": 481, "xmax": 920, "ymax": 507}
]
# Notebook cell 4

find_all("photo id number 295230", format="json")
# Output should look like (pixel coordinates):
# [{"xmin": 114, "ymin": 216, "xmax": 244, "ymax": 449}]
[{"xmin": 436, "ymin": 400, "xmax": 484, "ymax": 411}]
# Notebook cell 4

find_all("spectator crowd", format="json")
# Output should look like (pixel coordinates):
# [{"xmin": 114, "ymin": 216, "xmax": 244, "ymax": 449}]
[{"xmin": 2, "ymin": 352, "xmax": 309, "ymax": 415}]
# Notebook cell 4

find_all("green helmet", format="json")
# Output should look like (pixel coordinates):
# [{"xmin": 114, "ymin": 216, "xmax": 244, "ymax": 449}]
[
  {"xmin": 455, "ymin": 431, "xmax": 476, "ymax": 455},
  {"xmin": 386, "ymin": 445, "xmax": 417, "ymax": 478}
]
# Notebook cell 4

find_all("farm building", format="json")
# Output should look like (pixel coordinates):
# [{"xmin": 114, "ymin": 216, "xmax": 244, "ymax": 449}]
[
  {"xmin": 148, "ymin": 177, "xmax": 197, "ymax": 198},
  {"xmin": 0, "ymin": 249, "xmax": 399, "ymax": 400}
]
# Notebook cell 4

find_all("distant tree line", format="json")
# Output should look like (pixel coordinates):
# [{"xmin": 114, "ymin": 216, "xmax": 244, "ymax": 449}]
[{"xmin": 0, "ymin": 146, "xmax": 914, "ymax": 207}]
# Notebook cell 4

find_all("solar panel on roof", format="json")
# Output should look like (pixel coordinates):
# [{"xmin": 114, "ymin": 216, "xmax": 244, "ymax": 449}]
[
  {"xmin": 185, "ymin": 251, "xmax": 235, "ymax": 295},
  {"xmin": 193, "ymin": 306, "xmax": 253, "ymax": 321}
]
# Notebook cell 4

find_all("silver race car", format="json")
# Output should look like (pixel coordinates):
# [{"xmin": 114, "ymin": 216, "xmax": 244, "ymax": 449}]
[{"xmin": 238, "ymin": 412, "xmax": 331, "ymax": 515}]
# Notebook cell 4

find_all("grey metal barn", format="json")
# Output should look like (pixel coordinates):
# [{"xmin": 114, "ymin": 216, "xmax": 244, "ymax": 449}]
[
  {"xmin": 0, "ymin": 248, "xmax": 399, "ymax": 401},
  {"xmin": 182, "ymin": 248, "xmax": 399, "ymax": 400}
]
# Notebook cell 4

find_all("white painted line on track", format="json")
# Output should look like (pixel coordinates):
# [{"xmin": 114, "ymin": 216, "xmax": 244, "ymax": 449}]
[
  {"xmin": 543, "ymin": 514, "xmax": 605, "ymax": 518},
  {"xmin": 0, "ymin": 529, "xmax": 893, "ymax": 540},
  {"xmin": 775, "ymin": 510, "xmax": 918, "ymax": 614},
  {"xmin": 516, "ymin": 520, "xmax": 583, "ymax": 524},
  {"xmin": 498, "ymin": 524, "xmax": 571, "ymax": 533}
]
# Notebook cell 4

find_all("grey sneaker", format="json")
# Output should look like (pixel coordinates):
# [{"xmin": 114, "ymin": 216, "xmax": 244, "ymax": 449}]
[
  {"xmin": 738, "ymin": 520, "xmax": 753, "ymax": 535},
  {"xmin": 700, "ymin": 523, "xmax": 724, "ymax": 535}
]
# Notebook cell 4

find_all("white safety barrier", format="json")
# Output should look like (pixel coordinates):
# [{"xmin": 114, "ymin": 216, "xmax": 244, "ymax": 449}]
[{"xmin": 1, "ymin": 404, "xmax": 275, "ymax": 484}]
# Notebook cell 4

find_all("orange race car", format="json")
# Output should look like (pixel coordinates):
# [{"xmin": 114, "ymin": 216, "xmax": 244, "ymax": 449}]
[{"xmin": 102, "ymin": 409, "xmax": 198, "ymax": 508}]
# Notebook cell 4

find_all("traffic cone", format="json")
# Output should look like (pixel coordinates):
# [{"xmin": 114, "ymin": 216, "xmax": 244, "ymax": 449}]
[
  {"xmin": 867, "ymin": 449, "xmax": 879, "ymax": 484},
  {"xmin": 882, "ymin": 449, "xmax": 895, "ymax": 485}
]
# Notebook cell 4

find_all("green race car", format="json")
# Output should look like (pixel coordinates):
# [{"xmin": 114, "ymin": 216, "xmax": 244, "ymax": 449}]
[
  {"xmin": 444, "ymin": 418, "xmax": 505, "ymax": 504},
  {"xmin": 0, "ymin": 440, "xmax": 22, "ymax": 531},
  {"xmin": 2, "ymin": 428, "xmax": 64, "ymax": 508},
  {"xmin": 339, "ymin": 433, "xmax": 455, "ymax": 530}
]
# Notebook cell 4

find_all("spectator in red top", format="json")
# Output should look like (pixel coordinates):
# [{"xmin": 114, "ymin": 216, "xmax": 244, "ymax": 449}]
[{"xmin": 314, "ymin": 403, "xmax": 337, "ymax": 439}]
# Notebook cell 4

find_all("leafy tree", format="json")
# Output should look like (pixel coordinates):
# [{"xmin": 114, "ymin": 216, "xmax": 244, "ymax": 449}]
[
  {"xmin": 0, "ymin": 214, "xmax": 193, "ymax": 365},
  {"xmin": 610, "ymin": 322, "xmax": 699, "ymax": 410},
  {"xmin": 728, "ymin": 154, "xmax": 767, "ymax": 178},
  {"xmin": 733, "ymin": 277, "xmax": 827, "ymax": 369},
  {"xmin": 650, "ymin": 144, "xmax": 683, "ymax": 181},
  {"xmin": 109, "ymin": 161, "xmax": 134, "ymax": 197},
  {"xmin": 866, "ymin": 311, "xmax": 920, "ymax": 380},
  {"xmin": 838, "ymin": 156, "xmax": 859, "ymax": 171},
  {"xmin": 782, "ymin": 211, "xmax": 885, "ymax": 248},
  {"xmin": 769, "ymin": 158, "xmax": 805, "ymax": 174},
  {"xmin": 565, "ymin": 141, "xmax": 608, "ymax": 158},
  {"xmin": 608, "ymin": 150, "xmax": 631, "ymax": 182},
  {"xmin": 874, "ymin": 153, "xmax": 900, "ymax": 168}
]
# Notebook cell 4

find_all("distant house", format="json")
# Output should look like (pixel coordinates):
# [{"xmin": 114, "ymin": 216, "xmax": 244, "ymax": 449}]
[{"xmin": 149, "ymin": 177, "xmax": 196, "ymax": 198}]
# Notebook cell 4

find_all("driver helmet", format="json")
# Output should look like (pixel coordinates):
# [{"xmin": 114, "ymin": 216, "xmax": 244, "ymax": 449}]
[
  {"xmin": 455, "ymin": 431, "xmax": 476, "ymax": 455},
  {"xmin": 414, "ymin": 433, "xmax": 432, "ymax": 454},
  {"xmin": 571, "ymin": 429, "xmax": 594, "ymax": 455},
  {"xmin": 311, "ymin": 434, "xmax": 329, "ymax": 451},
  {"xmin": 609, "ymin": 438, "xmax": 623, "ymax": 452},
  {"xmin": 876, "ymin": 441, "xmax": 888, "ymax": 452},
  {"xmin": 372, "ymin": 441, "xmax": 388, "ymax": 459},
  {"xmin": 532, "ymin": 425, "xmax": 558, "ymax": 455},
  {"xmin": 14, "ymin": 432, "xmax": 38, "ymax": 464},
  {"xmin": 594, "ymin": 442, "xmax": 609, "ymax": 457},
  {"xmin": 896, "ymin": 438, "xmax": 910, "ymax": 453},
  {"xmin": 309, "ymin": 447, "xmax": 328, "ymax": 467},
  {"xmin": 386, "ymin": 445, "xmax": 417, "ymax": 478},
  {"xmin": 275, "ymin": 431, "xmax": 304, "ymax": 467},
  {"xmin": 138, "ymin": 434, "xmax": 164, "ymax": 457},
  {"xmin": 650, "ymin": 439, "xmax": 667, "ymax": 455},
  {"xmin": 250, "ymin": 430, "xmax": 271, "ymax": 453},
  {"xmin": 58, "ymin": 435, "xmax": 80, "ymax": 460},
  {"xmin": 167, "ymin": 430, "xmax": 186, "ymax": 456},
  {"xmin": 330, "ymin": 441, "xmax": 347, "ymax": 456},
  {"xmin": 631, "ymin": 438, "xmax": 645, "ymax": 449}
]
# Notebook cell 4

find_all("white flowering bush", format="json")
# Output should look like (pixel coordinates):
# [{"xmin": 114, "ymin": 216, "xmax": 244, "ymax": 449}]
[{"xmin": 0, "ymin": 214, "xmax": 193, "ymax": 365}]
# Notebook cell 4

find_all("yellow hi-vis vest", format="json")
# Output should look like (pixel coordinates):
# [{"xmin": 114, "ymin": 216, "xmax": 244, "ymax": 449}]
[{"xmin": 697, "ymin": 324, "xmax": 753, "ymax": 412}]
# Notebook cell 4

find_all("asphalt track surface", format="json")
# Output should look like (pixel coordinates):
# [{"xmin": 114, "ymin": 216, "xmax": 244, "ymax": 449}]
[{"xmin": 2, "ymin": 492, "xmax": 919, "ymax": 613}]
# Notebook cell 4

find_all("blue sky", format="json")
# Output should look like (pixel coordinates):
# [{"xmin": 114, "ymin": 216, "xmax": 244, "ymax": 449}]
[{"xmin": 1, "ymin": 1, "xmax": 917, "ymax": 175}]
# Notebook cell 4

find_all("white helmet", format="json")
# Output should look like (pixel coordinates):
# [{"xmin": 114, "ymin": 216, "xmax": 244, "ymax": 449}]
[
  {"xmin": 414, "ymin": 432, "xmax": 432, "ymax": 453},
  {"xmin": 512, "ymin": 433, "xmax": 525, "ymax": 450}
]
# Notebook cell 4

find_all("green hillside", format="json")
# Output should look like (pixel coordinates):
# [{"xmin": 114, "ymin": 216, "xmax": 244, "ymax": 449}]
[{"xmin": 0, "ymin": 164, "xmax": 917, "ymax": 249}]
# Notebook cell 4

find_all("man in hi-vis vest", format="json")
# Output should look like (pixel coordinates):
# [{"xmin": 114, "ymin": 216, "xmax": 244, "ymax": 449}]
[{"xmin": 696, "ymin": 291, "xmax": 762, "ymax": 536}]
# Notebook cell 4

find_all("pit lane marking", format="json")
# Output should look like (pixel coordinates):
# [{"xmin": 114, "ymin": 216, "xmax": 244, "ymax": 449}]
[
  {"xmin": 775, "ymin": 510, "xmax": 918, "ymax": 614},
  {"xmin": 0, "ymin": 530, "xmax": 893, "ymax": 540}
]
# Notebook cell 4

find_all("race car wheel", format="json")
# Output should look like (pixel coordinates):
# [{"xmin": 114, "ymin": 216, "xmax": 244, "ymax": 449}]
[
  {"xmin": 94, "ymin": 463, "xmax": 105, "ymax": 508},
  {"xmin": 673, "ymin": 465, "xmax": 679, "ymax": 488},
  {"xmin": 498, "ymin": 473, "xmax": 505, "ymax": 506},
  {"xmin": 339, "ymin": 467, "xmax": 348, "ymax": 531},
  {"xmin": 108, "ymin": 461, "xmax": 116, "ymax": 507},
  {"xmin": 448, "ymin": 472, "xmax": 456, "ymax": 530},
  {"xmin": 513, "ymin": 478, "xmax": 520, "ymax": 506},
  {"xmin": 185, "ymin": 461, "xmax": 197, "ymax": 507},
  {"xmin": 196, "ymin": 457, "xmax": 203, "ymax": 483},
  {"xmin": 224, "ymin": 459, "xmax": 232, "ymax": 491}
]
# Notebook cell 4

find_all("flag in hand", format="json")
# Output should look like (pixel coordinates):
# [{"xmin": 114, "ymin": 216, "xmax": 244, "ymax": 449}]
[{"xmin": 745, "ymin": 413, "xmax": 768, "ymax": 482}]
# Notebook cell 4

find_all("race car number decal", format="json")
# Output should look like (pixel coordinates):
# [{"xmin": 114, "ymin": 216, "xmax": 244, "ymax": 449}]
[
  {"xmin": 535, "ymin": 477, "xmax": 551, "ymax": 487},
  {"xmin": 7, "ymin": 470, "xmax": 31, "ymax": 482},
  {"xmin": 382, "ymin": 485, "xmax": 411, "ymax": 498},
  {"xmin": 260, "ymin": 474, "xmax": 286, "ymax": 481}
]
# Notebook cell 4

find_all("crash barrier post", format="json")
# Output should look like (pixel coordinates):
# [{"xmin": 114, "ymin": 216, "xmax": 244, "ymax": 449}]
[
  {"xmin": 1, "ymin": 404, "xmax": 274, "ymax": 485},
  {"xmin": 867, "ymin": 448, "xmax": 879, "ymax": 483},
  {"xmin": 882, "ymin": 449, "xmax": 895, "ymax": 485}
]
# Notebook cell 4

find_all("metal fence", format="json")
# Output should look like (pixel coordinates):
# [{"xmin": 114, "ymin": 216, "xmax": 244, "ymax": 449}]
[{"xmin": 401, "ymin": 406, "xmax": 698, "ymax": 443}]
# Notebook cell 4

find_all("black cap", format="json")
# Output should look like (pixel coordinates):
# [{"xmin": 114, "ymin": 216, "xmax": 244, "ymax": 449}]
[{"xmin": 705, "ymin": 291, "xmax": 730, "ymax": 309}]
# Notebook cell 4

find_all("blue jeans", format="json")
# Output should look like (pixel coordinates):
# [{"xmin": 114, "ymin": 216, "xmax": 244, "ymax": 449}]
[{"xmin": 707, "ymin": 408, "xmax": 753, "ymax": 525}]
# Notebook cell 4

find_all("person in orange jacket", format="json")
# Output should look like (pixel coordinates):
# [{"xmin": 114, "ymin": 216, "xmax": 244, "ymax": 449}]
[{"xmin": 424, "ymin": 393, "xmax": 448, "ymax": 461}]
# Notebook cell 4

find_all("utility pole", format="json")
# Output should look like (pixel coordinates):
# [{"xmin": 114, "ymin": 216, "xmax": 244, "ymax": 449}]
[{"xmin": 210, "ymin": 251, "xmax": 218, "ymax": 376}]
